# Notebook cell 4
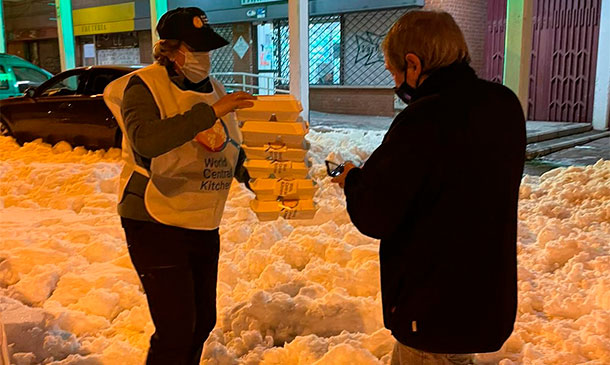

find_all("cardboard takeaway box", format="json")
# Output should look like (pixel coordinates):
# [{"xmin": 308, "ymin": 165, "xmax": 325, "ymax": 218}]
[
  {"xmin": 250, "ymin": 199, "xmax": 316, "ymax": 221},
  {"xmin": 250, "ymin": 178, "xmax": 317, "ymax": 201},
  {"xmin": 244, "ymin": 160, "xmax": 310, "ymax": 179},
  {"xmin": 238, "ymin": 94, "xmax": 318, "ymax": 221},
  {"xmin": 236, "ymin": 95, "xmax": 303, "ymax": 122},
  {"xmin": 241, "ymin": 143, "xmax": 309, "ymax": 162},
  {"xmin": 241, "ymin": 121, "xmax": 309, "ymax": 149}
]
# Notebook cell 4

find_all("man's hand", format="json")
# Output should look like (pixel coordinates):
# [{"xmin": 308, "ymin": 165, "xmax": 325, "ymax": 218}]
[
  {"xmin": 212, "ymin": 92, "xmax": 256, "ymax": 118},
  {"xmin": 331, "ymin": 161, "xmax": 356, "ymax": 188}
]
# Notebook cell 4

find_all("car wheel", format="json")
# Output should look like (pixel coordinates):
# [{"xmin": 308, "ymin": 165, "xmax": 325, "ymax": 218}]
[{"xmin": 0, "ymin": 120, "xmax": 12, "ymax": 137}]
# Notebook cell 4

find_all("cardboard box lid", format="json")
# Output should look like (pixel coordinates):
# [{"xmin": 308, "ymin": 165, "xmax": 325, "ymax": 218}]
[
  {"xmin": 239, "ymin": 95, "xmax": 303, "ymax": 113},
  {"xmin": 241, "ymin": 121, "xmax": 309, "ymax": 135},
  {"xmin": 236, "ymin": 95, "xmax": 303, "ymax": 122}
]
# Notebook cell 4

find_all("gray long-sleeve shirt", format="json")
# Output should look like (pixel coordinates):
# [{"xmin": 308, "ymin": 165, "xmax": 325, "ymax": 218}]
[{"xmin": 118, "ymin": 73, "xmax": 249, "ymax": 222}]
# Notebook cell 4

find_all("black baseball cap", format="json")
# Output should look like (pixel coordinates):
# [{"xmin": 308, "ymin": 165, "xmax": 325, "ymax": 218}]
[{"xmin": 157, "ymin": 7, "xmax": 229, "ymax": 52}]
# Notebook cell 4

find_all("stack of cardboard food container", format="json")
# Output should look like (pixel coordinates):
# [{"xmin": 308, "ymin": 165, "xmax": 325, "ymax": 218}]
[{"xmin": 236, "ymin": 95, "xmax": 317, "ymax": 221}]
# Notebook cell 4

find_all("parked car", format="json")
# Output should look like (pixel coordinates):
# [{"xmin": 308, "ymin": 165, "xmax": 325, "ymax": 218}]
[
  {"xmin": 0, "ymin": 53, "xmax": 53, "ymax": 99},
  {"xmin": 0, "ymin": 65, "xmax": 143, "ymax": 150}
]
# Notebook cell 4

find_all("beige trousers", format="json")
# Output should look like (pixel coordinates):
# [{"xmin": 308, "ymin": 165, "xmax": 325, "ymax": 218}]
[{"xmin": 391, "ymin": 341, "xmax": 475, "ymax": 365}]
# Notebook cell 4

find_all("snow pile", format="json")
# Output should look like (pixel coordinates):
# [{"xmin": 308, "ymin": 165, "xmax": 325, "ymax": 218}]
[
  {"xmin": 492, "ymin": 161, "xmax": 610, "ymax": 364},
  {"xmin": 0, "ymin": 133, "xmax": 609, "ymax": 364}
]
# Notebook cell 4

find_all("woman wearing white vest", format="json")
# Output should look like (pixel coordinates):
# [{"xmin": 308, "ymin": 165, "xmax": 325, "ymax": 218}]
[{"xmin": 103, "ymin": 7, "xmax": 255, "ymax": 365}]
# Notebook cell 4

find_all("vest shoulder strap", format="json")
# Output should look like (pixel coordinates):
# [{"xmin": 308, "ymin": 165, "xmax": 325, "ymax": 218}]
[{"xmin": 103, "ymin": 67, "xmax": 154, "ymax": 178}]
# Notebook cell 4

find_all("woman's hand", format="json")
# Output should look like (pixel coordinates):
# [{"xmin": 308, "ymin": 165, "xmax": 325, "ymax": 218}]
[
  {"xmin": 331, "ymin": 161, "xmax": 356, "ymax": 188},
  {"xmin": 212, "ymin": 92, "xmax": 256, "ymax": 118}
]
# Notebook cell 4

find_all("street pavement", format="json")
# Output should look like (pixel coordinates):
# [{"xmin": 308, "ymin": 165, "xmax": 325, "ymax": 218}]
[{"xmin": 523, "ymin": 136, "xmax": 610, "ymax": 176}]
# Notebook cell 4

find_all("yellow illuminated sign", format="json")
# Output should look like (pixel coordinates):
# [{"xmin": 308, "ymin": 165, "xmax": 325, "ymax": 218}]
[
  {"xmin": 73, "ymin": 2, "xmax": 135, "ymax": 36},
  {"xmin": 74, "ymin": 20, "xmax": 135, "ymax": 36}
]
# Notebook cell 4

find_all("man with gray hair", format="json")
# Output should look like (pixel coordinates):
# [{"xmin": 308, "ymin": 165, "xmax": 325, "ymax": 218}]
[{"xmin": 332, "ymin": 10, "xmax": 525, "ymax": 364}]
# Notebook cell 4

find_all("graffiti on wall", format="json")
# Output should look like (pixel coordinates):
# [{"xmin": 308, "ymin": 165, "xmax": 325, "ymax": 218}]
[
  {"xmin": 354, "ymin": 32, "xmax": 385, "ymax": 66},
  {"xmin": 343, "ymin": 9, "xmax": 404, "ymax": 85}
]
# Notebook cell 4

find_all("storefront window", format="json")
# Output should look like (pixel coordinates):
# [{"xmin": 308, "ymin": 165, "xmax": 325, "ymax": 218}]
[
  {"xmin": 274, "ymin": 17, "xmax": 342, "ymax": 86},
  {"xmin": 309, "ymin": 18, "xmax": 341, "ymax": 85}
]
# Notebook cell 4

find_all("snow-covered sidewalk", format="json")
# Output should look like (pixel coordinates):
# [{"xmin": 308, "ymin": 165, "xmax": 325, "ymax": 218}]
[{"xmin": 0, "ymin": 132, "xmax": 608, "ymax": 364}]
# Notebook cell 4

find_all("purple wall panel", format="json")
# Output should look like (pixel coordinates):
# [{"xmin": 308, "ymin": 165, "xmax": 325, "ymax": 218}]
[
  {"xmin": 528, "ymin": 0, "xmax": 601, "ymax": 122},
  {"xmin": 484, "ymin": 0, "xmax": 508, "ymax": 83}
]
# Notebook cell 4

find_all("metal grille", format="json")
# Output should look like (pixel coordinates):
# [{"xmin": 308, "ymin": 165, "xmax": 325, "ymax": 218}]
[
  {"xmin": 484, "ymin": 0, "xmax": 507, "ymax": 83},
  {"xmin": 274, "ymin": 19, "xmax": 290, "ymax": 88},
  {"xmin": 274, "ymin": 8, "xmax": 408, "ymax": 87},
  {"xmin": 210, "ymin": 25, "xmax": 234, "ymax": 86},
  {"xmin": 528, "ymin": 0, "xmax": 601, "ymax": 122},
  {"xmin": 342, "ymin": 9, "xmax": 405, "ymax": 85}
]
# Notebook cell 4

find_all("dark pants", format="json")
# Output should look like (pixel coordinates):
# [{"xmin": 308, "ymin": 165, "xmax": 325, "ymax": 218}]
[{"xmin": 121, "ymin": 218, "xmax": 220, "ymax": 365}]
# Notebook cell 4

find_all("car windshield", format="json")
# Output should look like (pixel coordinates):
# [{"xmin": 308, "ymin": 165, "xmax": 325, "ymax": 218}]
[{"xmin": 39, "ymin": 73, "xmax": 83, "ymax": 97}]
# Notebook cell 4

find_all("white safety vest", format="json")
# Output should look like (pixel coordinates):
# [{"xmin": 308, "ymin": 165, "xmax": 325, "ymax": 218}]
[{"xmin": 104, "ymin": 63, "xmax": 242, "ymax": 230}]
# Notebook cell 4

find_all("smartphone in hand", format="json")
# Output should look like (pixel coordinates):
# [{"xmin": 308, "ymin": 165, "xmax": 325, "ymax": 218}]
[{"xmin": 325, "ymin": 160, "xmax": 345, "ymax": 177}]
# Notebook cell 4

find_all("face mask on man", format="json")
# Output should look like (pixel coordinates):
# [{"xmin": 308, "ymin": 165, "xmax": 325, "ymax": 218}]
[
  {"xmin": 177, "ymin": 49, "xmax": 211, "ymax": 83},
  {"xmin": 393, "ymin": 64, "xmax": 423, "ymax": 104}
]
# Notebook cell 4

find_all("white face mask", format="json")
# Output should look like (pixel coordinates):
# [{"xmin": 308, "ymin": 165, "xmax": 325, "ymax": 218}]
[{"xmin": 177, "ymin": 50, "xmax": 211, "ymax": 83}]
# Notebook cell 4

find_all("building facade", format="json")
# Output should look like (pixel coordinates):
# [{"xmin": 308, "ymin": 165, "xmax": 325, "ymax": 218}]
[
  {"xmin": 71, "ymin": 1, "xmax": 153, "ymax": 67},
  {"xmin": 1, "ymin": 0, "xmax": 608, "ymax": 126},
  {"xmin": 484, "ymin": 0, "xmax": 603, "ymax": 124},
  {"xmin": 0, "ymin": 0, "xmax": 514, "ymax": 115},
  {"xmin": 3, "ymin": 0, "xmax": 153, "ymax": 74},
  {"xmin": 4, "ymin": 0, "xmax": 61, "ymax": 73},
  {"xmin": 170, "ymin": 0, "xmax": 428, "ymax": 116}
]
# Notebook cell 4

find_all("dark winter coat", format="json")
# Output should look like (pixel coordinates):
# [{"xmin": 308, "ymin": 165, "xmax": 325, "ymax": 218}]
[{"xmin": 344, "ymin": 62, "xmax": 525, "ymax": 354}]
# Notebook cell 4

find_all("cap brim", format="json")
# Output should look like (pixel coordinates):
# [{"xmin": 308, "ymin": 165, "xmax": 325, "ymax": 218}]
[{"xmin": 188, "ymin": 28, "xmax": 230, "ymax": 52}]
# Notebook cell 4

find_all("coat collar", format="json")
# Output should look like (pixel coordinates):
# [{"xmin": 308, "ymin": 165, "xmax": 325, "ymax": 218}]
[
  {"xmin": 409, "ymin": 62, "xmax": 477, "ymax": 103},
  {"xmin": 384, "ymin": 62, "xmax": 477, "ymax": 140}
]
